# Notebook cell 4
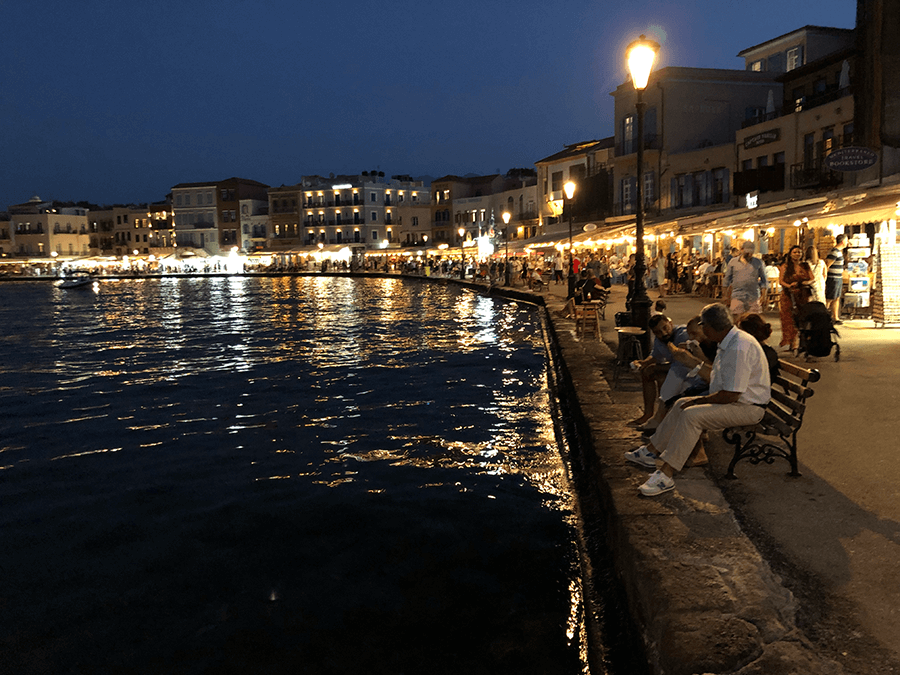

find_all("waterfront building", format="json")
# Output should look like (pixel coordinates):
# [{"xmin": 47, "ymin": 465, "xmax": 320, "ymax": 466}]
[
  {"xmin": 171, "ymin": 178, "xmax": 268, "ymax": 255},
  {"xmin": 239, "ymin": 198, "xmax": 269, "ymax": 253},
  {"xmin": 89, "ymin": 203, "xmax": 175, "ymax": 257},
  {"xmin": 269, "ymin": 172, "xmax": 428, "ymax": 254},
  {"xmin": 535, "ymin": 139, "xmax": 615, "ymax": 237},
  {"xmin": 734, "ymin": 27, "xmax": 856, "ymax": 203},
  {"xmin": 2, "ymin": 196, "xmax": 90, "ymax": 258}
]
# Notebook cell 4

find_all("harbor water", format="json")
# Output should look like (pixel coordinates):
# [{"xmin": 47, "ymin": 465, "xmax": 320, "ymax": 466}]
[{"xmin": 0, "ymin": 276, "xmax": 625, "ymax": 674}]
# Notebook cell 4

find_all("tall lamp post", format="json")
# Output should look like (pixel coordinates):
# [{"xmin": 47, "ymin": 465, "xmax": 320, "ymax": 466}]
[
  {"xmin": 626, "ymin": 34, "xmax": 659, "ymax": 353},
  {"xmin": 502, "ymin": 211, "xmax": 511, "ymax": 286},
  {"xmin": 563, "ymin": 181, "xmax": 576, "ymax": 298}
]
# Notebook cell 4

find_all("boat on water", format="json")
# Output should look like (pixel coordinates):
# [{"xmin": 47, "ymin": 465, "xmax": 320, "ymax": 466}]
[{"xmin": 56, "ymin": 275, "xmax": 93, "ymax": 289}]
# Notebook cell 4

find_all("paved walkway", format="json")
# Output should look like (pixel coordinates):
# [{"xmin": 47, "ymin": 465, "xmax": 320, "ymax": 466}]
[{"xmin": 530, "ymin": 276, "xmax": 900, "ymax": 674}]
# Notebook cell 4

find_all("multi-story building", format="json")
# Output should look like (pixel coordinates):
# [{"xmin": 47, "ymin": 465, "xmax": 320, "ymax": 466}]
[
  {"xmin": 430, "ymin": 175, "xmax": 505, "ymax": 245},
  {"xmin": 269, "ymin": 172, "xmax": 428, "ymax": 252},
  {"xmin": 535, "ymin": 139, "xmax": 615, "ymax": 235},
  {"xmin": 89, "ymin": 203, "xmax": 175, "ymax": 257},
  {"xmin": 3, "ymin": 196, "xmax": 90, "ymax": 257},
  {"xmin": 239, "ymin": 198, "xmax": 269, "ymax": 252},
  {"xmin": 611, "ymin": 66, "xmax": 779, "ymax": 220},
  {"xmin": 171, "ymin": 178, "xmax": 268, "ymax": 255},
  {"xmin": 735, "ymin": 45, "xmax": 856, "ymax": 201}
]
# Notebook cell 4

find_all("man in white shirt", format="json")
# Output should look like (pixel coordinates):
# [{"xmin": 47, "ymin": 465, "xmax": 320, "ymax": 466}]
[
  {"xmin": 724, "ymin": 240, "xmax": 768, "ymax": 315},
  {"xmin": 624, "ymin": 302, "xmax": 771, "ymax": 496}
]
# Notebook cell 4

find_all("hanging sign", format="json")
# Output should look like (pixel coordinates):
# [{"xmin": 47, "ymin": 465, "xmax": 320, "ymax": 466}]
[{"xmin": 825, "ymin": 147, "xmax": 878, "ymax": 172}]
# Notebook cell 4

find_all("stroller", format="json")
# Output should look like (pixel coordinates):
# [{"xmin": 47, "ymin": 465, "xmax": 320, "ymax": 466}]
[{"xmin": 797, "ymin": 301, "xmax": 840, "ymax": 361}]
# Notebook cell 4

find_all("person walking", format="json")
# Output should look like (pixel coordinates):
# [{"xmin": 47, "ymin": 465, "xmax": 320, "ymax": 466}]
[
  {"xmin": 553, "ymin": 256, "xmax": 564, "ymax": 284},
  {"xmin": 778, "ymin": 245, "xmax": 815, "ymax": 353},
  {"xmin": 805, "ymin": 245, "xmax": 827, "ymax": 304},
  {"xmin": 723, "ymin": 240, "xmax": 768, "ymax": 315},
  {"xmin": 656, "ymin": 252, "xmax": 667, "ymax": 297}
]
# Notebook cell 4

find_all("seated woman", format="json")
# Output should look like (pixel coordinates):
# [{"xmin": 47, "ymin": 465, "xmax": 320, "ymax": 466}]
[{"xmin": 736, "ymin": 313, "xmax": 779, "ymax": 384}]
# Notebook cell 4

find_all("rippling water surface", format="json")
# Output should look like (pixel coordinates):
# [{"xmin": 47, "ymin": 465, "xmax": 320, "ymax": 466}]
[{"xmin": 0, "ymin": 277, "xmax": 588, "ymax": 674}]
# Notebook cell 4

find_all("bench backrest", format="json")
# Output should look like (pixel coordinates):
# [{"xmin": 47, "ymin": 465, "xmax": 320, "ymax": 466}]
[{"xmin": 761, "ymin": 359, "xmax": 820, "ymax": 437}]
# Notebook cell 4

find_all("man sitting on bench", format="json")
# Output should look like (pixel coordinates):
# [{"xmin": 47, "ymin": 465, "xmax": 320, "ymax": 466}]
[{"xmin": 624, "ymin": 302, "xmax": 771, "ymax": 496}]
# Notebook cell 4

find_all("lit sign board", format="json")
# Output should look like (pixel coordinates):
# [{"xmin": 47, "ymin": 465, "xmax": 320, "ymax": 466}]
[{"xmin": 824, "ymin": 147, "xmax": 878, "ymax": 172}]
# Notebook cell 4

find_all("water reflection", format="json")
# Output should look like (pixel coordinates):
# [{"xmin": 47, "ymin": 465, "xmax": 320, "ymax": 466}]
[{"xmin": 0, "ymin": 277, "xmax": 586, "ymax": 674}]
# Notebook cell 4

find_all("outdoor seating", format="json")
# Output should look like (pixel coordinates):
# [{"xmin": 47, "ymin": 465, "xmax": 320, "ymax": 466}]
[{"xmin": 722, "ymin": 359, "xmax": 820, "ymax": 478}]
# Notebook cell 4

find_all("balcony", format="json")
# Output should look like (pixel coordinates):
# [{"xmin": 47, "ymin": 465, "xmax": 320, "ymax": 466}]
[
  {"xmin": 742, "ymin": 86, "xmax": 852, "ymax": 129},
  {"xmin": 733, "ymin": 164, "xmax": 786, "ymax": 194},
  {"xmin": 790, "ymin": 161, "xmax": 842, "ymax": 190}
]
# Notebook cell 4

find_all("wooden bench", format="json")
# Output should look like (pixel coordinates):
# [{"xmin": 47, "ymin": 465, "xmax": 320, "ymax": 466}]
[{"xmin": 722, "ymin": 359, "xmax": 820, "ymax": 479}]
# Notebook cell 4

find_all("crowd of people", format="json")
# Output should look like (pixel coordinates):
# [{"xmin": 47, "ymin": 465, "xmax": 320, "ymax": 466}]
[{"xmin": 613, "ymin": 238, "xmax": 853, "ymax": 498}]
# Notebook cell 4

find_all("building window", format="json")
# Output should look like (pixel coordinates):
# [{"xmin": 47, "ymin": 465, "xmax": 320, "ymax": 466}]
[
  {"xmin": 758, "ymin": 156, "xmax": 769, "ymax": 168},
  {"xmin": 551, "ymin": 171, "xmax": 562, "ymax": 193},
  {"xmin": 184, "ymin": 194, "xmax": 191, "ymax": 206},
  {"xmin": 749, "ymin": 59, "xmax": 764, "ymax": 72},
  {"xmin": 643, "ymin": 171, "xmax": 655, "ymax": 206},
  {"xmin": 712, "ymin": 168, "xmax": 729, "ymax": 203},
  {"xmin": 622, "ymin": 114, "xmax": 635, "ymax": 154},
  {"xmin": 411, "ymin": 216, "xmax": 418, "ymax": 227},
  {"xmin": 371, "ymin": 211, "xmax": 377, "ymax": 222},
  {"xmin": 372, "ymin": 230, "xmax": 378, "ymax": 241},
  {"xmin": 786, "ymin": 46, "xmax": 803, "ymax": 72},
  {"xmin": 370, "ymin": 192, "xmax": 377, "ymax": 203}
]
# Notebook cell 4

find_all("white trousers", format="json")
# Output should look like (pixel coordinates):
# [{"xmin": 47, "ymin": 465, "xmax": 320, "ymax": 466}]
[{"xmin": 650, "ymin": 396, "xmax": 766, "ymax": 472}]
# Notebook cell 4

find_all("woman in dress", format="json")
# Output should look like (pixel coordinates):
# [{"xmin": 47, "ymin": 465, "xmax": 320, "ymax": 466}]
[
  {"xmin": 778, "ymin": 245, "xmax": 815, "ymax": 352},
  {"xmin": 804, "ymin": 245, "xmax": 827, "ymax": 304}
]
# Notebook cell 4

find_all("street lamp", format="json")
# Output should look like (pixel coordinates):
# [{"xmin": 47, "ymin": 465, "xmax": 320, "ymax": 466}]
[
  {"xmin": 458, "ymin": 227, "xmax": 466, "ymax": 278},
  {"xmin": 563, "ymin": 181, "xmax": 577, "ymax": 298},
  {"xmin": 502, "ymin": 211, "xmax": 511, "ymax": 286},
  {"xmin": 626, "ymin": 34, "xmax": 659, "ymax": 353}
]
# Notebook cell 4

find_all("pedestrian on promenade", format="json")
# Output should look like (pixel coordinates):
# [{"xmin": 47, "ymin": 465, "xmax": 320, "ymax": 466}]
[
  {"xmin": 804, "ymin": 245, "xmax": 827, "ymax": 304},
  {"xmin": 723, "ymin": 240, "xmax": 768, "ymax": 315},
  {"xmin": 625, "ymin": 302, "xmax": 771, "ymax": 496},
  {"xmin": 825, "ymin": 234, "xmax": 848, "ymax": 324},
  {"xmin": 778, "ymin": 245, "xmax": 814, "ymax": 352},
  {"xmin": 656, "ymin": 253, "xmax": 667, "ymax": 297},
  {"xmin": 553, "ymin": 256, "xmax": 564, "ymax": 284}
]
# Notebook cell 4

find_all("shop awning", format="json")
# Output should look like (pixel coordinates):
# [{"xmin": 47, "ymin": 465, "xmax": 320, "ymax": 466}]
[{"xmin": 805, "ymin": 193, "xmax": 900, "ymax": 229}]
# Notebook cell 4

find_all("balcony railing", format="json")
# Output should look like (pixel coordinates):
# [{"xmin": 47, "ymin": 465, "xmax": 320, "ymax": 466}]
[
  {"xmin": 790, "ymin": 161, "xmax": 843, "ymax": 190},
  {"xmin": 742, "ymin": 86, "xmax": 852, "ymax": 129},
  {"xmin": 733, "ymin": 164, "xmax": 786, "ymax": 194}
]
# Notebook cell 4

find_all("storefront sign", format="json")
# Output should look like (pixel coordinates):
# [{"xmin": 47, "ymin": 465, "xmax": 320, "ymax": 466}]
[
  {"xmin": 744, "ymin": 129, "xmax": 780, "ymax": 149},
  {"xmin": 746, "ymin": 191, "xmax": 759, "ymax": 209},
  {"xmin": 825, "ymin": 147, "xmax": 878, "ymax": 172}
]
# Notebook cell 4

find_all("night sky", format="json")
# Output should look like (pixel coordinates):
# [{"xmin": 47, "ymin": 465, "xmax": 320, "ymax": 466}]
[{"xmin": 1, "ymin": 0, "xmax": 856, "ymax": 208}]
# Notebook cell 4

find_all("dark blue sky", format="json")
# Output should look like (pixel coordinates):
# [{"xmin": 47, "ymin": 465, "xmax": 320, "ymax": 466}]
[{"xmin": 1, "ymin": 0, "xmax": 856, "ymax": 208}]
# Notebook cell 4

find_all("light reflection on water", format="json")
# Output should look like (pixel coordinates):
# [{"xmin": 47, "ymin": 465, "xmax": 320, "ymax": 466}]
[{"xmin": 0, "ymin": 277, "xmax": 586, "ymax": 674}]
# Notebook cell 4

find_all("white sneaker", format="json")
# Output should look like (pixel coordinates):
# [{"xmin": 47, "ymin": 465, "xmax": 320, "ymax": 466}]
[
  {"xmin": 624, "ymin": 445, "xmax": 658, "ymax": 469},
  {"xmin": 639, "ymin": 470, "xmax": 675, "ymax": 497}
]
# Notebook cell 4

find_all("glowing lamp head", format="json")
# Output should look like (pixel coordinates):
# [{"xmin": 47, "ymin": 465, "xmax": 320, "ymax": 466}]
[
  {"xmin": 626, "ymin": 35, "xmax": 660, "ymax": 91},
  {"xmin": 502, "ymin": 211, "xmax": 511, "ymax": 224},
  {"xmin": 563, "ymin": 181, "xmax": 576, "ymax": 200}
]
